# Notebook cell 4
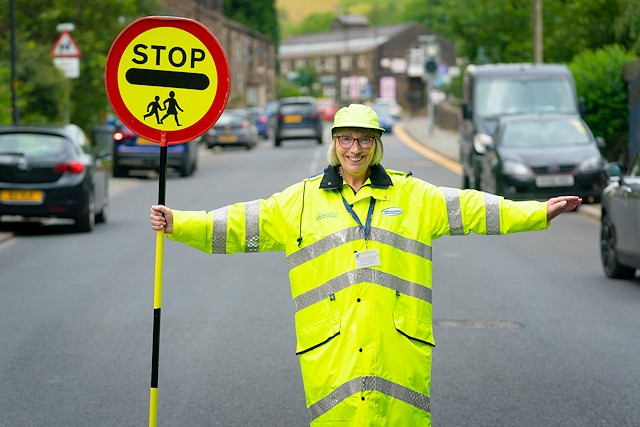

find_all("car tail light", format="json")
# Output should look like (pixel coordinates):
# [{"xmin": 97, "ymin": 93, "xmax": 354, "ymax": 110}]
[
  {"xmin": 113, "ymin": 128, "xmax": 135, "ymax": 141},
  {"xmin": 54, "ymin": 161, "xmax": 84, "ymax": 174},
  {"xmin": 241, "ymin": 120, "xmax": 250, "ymax": 128},
  {"xmin": 309, "ymin": 112, "xmax": 319, "ymax": 119}
]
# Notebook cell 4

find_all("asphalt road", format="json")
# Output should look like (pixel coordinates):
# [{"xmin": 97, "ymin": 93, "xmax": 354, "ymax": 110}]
[{"xmin": 1, "ymin": 126, "xmax": 639, "ymax": 426}]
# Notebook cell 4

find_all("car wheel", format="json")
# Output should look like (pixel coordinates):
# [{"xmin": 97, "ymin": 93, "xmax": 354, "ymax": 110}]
[
  {"xmin": 462, "ymin": 172, "xmax": 471, "ymax": 189},
  {"xmin": 112, "ymin": 161, "xmax": 127, "ymax": 178},
  {"xmin": 316, "ymin": 137, "xmax": 323, "ymax": 145},
  {"xmin": 275, "ymin": 138, "xmax": 282, "ymax": 147},
  {"xmin": 95, "ymin": 192, "xmax": 109, "ymax": 224},
  {"xmin": 75, "ymin": 191, "xmax": 95, "ymax": 233},
  {"xmin": 600, "ymin": 213, "xmax": 636, "ymax": 279}
]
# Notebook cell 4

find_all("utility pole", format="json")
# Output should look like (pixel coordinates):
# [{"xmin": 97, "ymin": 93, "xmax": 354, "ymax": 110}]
[
  {"xmin": 533, "ymin": 0, "xmax": 543, "ymax": 63},
  {"xmin": 10, "ymin": 0, "xmax": 18, "ymax": 124}
]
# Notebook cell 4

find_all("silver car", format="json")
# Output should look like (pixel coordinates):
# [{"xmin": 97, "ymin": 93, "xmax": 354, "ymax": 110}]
[{"xmin": 600, "ymin": 152, "xmax": 640, "ymax": 279}]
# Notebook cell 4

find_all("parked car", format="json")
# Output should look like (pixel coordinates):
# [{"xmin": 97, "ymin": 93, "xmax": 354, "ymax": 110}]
[
  {"xmin": 112, "ymin": 125, "xmax": 198, "ymax": 177},
  {"xmin": 368, "ymin": 103, "xmax": 397, "ymax": 133},
  {"xmin": 205, "ymin": 109, "xmax": 258, "ymax": 150},
  {"xmin": 600, "ymin": 153, "xmax": 640, "ymax": 279},
  {"xmin": 274, "ymin": 97, "xmax": 323, "ymax": 147},
  {"xmin": 316, "ymin": 98, "xmax": 339, "ymax": 121},
  {"xmin": 0, "ymin": 124, "xmax": 109, "ymax": 232},
  {"xmin": 479, "ymin": 113, "xmax": 606, "ymax": 203},
  {"xmin": 373, "ymin": 97, "xmax": 403, "ymax": 119},
  {"xmin": 245, "ymin": 107, "xmax": 270, "ymax": 139},
  {"xmin": 265, "ymin": 100, "xmax": 279, "ymax": 131}
]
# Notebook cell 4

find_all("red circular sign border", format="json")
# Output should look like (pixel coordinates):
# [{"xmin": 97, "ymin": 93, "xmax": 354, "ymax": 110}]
[{"xmin": 105, "ymin": 16, "xmax": 230, "ymax": 145}]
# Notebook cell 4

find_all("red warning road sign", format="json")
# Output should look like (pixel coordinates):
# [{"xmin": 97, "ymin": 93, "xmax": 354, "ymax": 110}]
[
  {"xmin": 50, "ymin": 31, "xmax": 82, "ymax": 58},
  {"xmin": 104, "ymin": 16, "xmax": 230, "ymax": 145}
]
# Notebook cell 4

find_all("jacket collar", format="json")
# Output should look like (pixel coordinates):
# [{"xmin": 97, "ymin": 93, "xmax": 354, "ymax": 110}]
[{"xmin": 319, "ymin": 164, "xmax": 393, "ymax": 190}]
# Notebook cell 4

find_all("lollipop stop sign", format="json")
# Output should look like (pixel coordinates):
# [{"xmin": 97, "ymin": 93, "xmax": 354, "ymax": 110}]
[
  {"xmin": 105, "ymin": 16, "xmax": 230, "ymax": 145},
  {"xmin": 104, "ymin": 16, "xmax": 229, "ymax": 427}
]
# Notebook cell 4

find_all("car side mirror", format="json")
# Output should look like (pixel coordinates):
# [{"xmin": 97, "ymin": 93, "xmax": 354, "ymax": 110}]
[
  {"xmin": 595, "ymin": 136, "xmax": 605, "ymax": 148},
  {"xmin": 603, "ymin": 162, "xmax": 623, "ymax": 182}
]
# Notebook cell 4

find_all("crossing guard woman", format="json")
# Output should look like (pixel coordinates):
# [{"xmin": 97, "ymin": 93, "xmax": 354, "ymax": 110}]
[{"xmin": 150, "ymin": 104, "xmax": 581, "ymax": 426}]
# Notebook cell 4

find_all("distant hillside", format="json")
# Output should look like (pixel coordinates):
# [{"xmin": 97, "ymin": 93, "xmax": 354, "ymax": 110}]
[{"xmin": 275, "ymin": 0, "xmax": 342, "ymax": 26}]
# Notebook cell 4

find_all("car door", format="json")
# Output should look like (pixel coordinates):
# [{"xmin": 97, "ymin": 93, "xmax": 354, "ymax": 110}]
[{"xmin": 611, "ymin": 153, "xmax": 640, "ymax": 256}]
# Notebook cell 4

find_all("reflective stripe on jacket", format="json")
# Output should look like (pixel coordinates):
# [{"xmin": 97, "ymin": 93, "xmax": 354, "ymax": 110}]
[{"xmin": 167, "ymin": 165, "xmax": 549, "ymax": 426}]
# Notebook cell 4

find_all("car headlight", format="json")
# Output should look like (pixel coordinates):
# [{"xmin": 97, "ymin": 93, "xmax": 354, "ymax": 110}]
[
  {"xmin": 502, "ymin": 160, "xmax": 532, "ymax": 177},
  {"xmin": 578, "ymin": 155, "xmax": 602, "ymax": 172}
]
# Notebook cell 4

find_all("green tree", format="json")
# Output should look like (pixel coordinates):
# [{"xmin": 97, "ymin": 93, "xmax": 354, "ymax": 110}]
[
  {"xmin": 224, "ymin": 0, "xmax": 279, "ymax": 42},
  {"xmin": 569, "ymin": 45, "xmax": 636, "ymax": 164},
  {"xmin": 0, "ymin": 0, "xmax": 162, "ymax": 131},
  {"xmin": 288, "ymin": 12, "xmax": 336, "ymax": 37}
]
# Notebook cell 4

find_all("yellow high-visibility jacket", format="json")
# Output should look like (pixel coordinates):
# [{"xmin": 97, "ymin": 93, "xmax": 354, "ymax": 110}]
[{"xmin": 167, "ymin": 165, "xmax": 549, "ymax": 426}]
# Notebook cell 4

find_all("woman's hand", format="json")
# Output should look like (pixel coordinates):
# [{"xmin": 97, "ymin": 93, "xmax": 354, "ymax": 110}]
[
  {"xmin": 150, "ymin": 205, "xmax": 173, "ymax": 234},
  {"xmin": 547, "ymin": 196, "xmax": 582, "ymax": 221}
]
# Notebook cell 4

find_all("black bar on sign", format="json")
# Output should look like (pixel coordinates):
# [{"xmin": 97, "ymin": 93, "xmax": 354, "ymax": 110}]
[{"xmin": 126, "ymin": 68, "xmax": 210, "ymax": 90}]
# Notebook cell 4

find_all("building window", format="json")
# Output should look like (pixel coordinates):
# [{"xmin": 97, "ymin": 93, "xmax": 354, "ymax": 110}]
[
  {"xmin": 358, "ymin": 54, "xmax": 369, "ymax": 70},
  {"xmin": 325, "ymin": 57, "xmax": 336, "ymax": 73},
  {"xmin": 340, "ymin": 55, "xmax": 352, "ymax": 71}
]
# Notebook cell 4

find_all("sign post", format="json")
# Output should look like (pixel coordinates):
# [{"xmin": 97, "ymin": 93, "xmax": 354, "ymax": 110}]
[
  {"xmin": 51, "ymin": 25, "xmax": 81, "ymax": 123},
  {"xmin": 104, "ymin": 16, "xmax": 230, "ymax": 426}
]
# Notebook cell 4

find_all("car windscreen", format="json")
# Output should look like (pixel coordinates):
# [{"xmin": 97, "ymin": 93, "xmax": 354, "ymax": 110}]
[
  {"xmin": 216, "ymin": 113, "xmax": 245, "ymax": 126},
  {"xmin": 280, "ymin": 103, "xmax": 315, "ymax": 115},
  {"xmin": 500, "ymin": 118, "xmax": 591, "ymax": 147},
  {"xmin": 0, "ymin": 133, "xmax": 69, "ymax": 157},
  {"xmin": 475, "ymin": 77, "xmax": 578, "ymax": 117}
]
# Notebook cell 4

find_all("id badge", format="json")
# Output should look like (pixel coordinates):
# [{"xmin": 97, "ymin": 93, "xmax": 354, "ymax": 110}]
[{"xmin": 355, "ymin": 249, "xmax": 381, "ymax": 269}]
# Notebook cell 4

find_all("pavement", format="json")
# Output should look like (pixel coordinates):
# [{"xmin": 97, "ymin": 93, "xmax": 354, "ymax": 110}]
[{"xmin": 395, "ymin": 114, "xmax": 601, "ymax": 222}]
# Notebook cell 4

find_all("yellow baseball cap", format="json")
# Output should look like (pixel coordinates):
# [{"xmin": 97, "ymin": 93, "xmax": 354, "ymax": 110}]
[{"xmin": 331, "ymin": 104, "xmax": 386, "ymax": 132}]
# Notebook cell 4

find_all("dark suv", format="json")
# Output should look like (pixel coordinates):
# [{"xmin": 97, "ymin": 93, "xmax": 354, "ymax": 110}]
[{"xmin": 274, "ymin": 97, "xmax": 323, "ymax": 147}]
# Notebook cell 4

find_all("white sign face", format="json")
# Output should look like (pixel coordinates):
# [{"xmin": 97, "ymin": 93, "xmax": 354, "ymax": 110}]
[{"xmin": 53, "ymin": 57, "xmax": 80, "ymax": 78}]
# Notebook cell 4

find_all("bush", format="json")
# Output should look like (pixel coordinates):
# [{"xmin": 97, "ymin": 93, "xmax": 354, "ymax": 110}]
[{"xmin": 569, "ymin": 45, "xmax": 636, "ymax": 164}]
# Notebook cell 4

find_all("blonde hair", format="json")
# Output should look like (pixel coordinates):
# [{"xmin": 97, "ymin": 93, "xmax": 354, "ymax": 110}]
[{"xmin": 327, "ymin": 127, "xmax": 384, "ymax": 166}]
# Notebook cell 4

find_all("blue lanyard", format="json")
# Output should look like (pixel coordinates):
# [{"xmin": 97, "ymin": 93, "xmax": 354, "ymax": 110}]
[{"xmin": 341, "ymin": 193, "xmax": 376, "ymax": 242}]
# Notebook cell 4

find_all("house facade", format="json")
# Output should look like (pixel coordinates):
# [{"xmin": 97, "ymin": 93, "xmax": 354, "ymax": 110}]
[{"xmin": 278, "ymin": 16, "xmax": 455, "ymax": 111}]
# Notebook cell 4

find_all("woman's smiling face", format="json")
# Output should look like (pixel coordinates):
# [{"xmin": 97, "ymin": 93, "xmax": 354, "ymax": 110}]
[{"xmin": 335, "ymin": 131, "xmax": 376, "ymax": 179}]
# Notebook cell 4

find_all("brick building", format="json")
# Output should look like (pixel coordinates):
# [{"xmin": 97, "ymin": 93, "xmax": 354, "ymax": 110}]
[{"xmin": 161, "ymin": 0, "xmax": 277, "ymax": 108}]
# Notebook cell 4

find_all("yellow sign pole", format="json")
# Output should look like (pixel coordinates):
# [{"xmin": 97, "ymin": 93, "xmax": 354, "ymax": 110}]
[{"xmin": 149, "ymin": 139, "xmax": 167, "ymax": 426}]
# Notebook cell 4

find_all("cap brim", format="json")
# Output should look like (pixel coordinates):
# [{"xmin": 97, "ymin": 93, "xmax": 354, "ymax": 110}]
[{"xmin": 331, "ymin": 122, "xmax": 386, "ymax": 132}]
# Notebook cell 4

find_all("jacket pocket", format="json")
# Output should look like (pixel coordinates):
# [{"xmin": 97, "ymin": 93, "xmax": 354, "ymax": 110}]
[
  {"xmin": 393, "ymin": 310, "xmax": 435, "ymax": 347},
  {"xmin": 295, "ymin": 311, "xmax": 341, "ymax": 354}
]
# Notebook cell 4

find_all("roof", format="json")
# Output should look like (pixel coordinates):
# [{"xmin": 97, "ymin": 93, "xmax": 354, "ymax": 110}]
[
  {"xmin": 467, "ymin": 63, "xmax": 572, "ymax": 77},
  {"xmin": 279, "ymin": 23, "xmax": 419, "ymax": 59}
]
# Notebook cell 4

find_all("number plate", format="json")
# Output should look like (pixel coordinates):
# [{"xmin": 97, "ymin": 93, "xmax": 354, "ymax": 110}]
[
  {"xmin": 0, "ymin": 189, "xmax": 44, "ymax": 203},
  {"xmin": 284, "ymin": 115, "xmax": 302, "ymax": 123},
  {"xmin": 218, "ymin": 135, "xmax": 238, "ymax": 143},
  {"xmin": 136, "ymin": 137, "xmax": 156, "ymax": 145},
  {"xmin": 535, "ymin": 175, "xmax": 574, "ymax": 188}
]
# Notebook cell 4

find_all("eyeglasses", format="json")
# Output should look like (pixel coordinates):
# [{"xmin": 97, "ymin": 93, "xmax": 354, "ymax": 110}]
[{"xmin": 336, "ymin": 135, "xmax": 375, "ymax": 149}]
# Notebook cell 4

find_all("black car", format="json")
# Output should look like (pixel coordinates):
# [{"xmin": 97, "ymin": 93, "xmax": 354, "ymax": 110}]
[
  {"xmin": 274, "ymin": 97, "xmax": 323, "ymax": 147},
  {"xmin": 479, "ymin": 113, "xmax": 605, "ymax": 203},
  {"xmin": 0, "ymin": 124, "xmax": 109, "ymax": 232},
  {"xmin": 112, "ymin": 125, "xmax": 198, "ymax": 177},
  {"xmin": 600, "ymin": 153, "xmax": 640, "ymax": 279}
]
